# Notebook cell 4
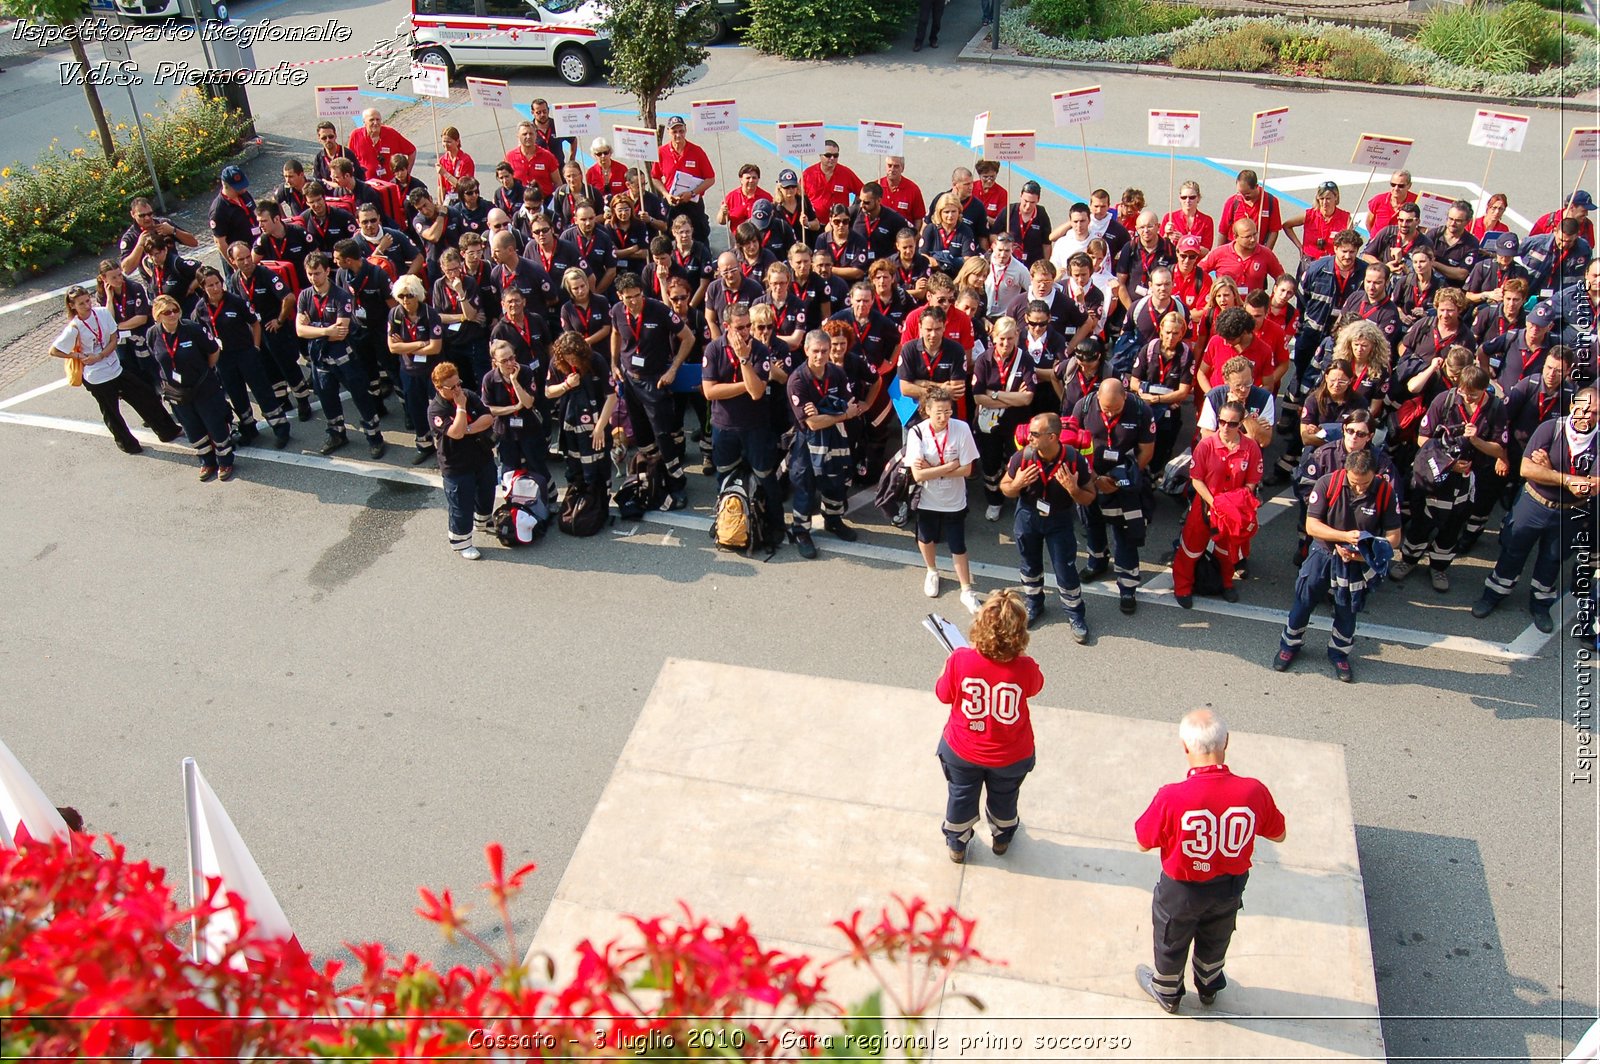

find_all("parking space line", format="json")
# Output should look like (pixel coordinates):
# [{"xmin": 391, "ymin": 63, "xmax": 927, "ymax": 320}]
[
  {"xmin": 0, "ymin": 408, "xmax": 1542, "ymax": 662},
  {"xmin": 0, "ymin": 376, "xmax": 68, "ymax": 411}
]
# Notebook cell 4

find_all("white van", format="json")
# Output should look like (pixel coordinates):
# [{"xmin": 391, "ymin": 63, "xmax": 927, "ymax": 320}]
[{"xmin": 411, "ymin": 0, "xmax": 610, "ymax": 86}]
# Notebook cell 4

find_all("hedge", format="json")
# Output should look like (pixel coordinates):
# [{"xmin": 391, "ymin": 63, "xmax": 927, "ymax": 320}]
[
  {"xmin": 0, "ymin": 89, "xmax": 251, "ymax": 282},
  {"xmin": 998, "ymin": 5, "xmax": 1600, "ymax": 97}
]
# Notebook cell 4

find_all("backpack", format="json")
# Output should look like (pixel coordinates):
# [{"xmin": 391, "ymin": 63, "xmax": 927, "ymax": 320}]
[
  {"xmin": 557, "ymin": 481, "xmax": 609, "ymax": 536},
  {"xmin": 711, "ymin": 468, "xmax": 776, "ymax": 557},
  {"xmin": 612, "ymin": 448, "xmax": 668, "ymax": 520},
  {"xmin": 1327, "ymin": 469, "xmax": 1394, "ymax": 511},
  {"xmin": 257, "ymin": 259, "xmax": 300, "ymax": 297},
  {"xmin": 493, "ymin": 470, "xmax": 551, "ymax": 546},
  {"xmin": 367, "ymin": 254, "xmax": 399, "ymax": 284},
  {"xmin": 1192, "ymin": 546, "xmax": 1225, "ymax": 596},
  {"xmin": 875, "ymin": 443, "xmax": 922, "ymax": 528},
  {"xmin": 366, "ymin": 178, "xmax": 404, "ymax": 223}
]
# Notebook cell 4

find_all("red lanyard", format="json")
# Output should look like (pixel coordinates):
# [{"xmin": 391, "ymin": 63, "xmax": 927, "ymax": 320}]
[
  {"xmin": 829, "ymin": 238, "xmax": 849, "ymax": 261},
  {"xmin": 81, "ymin": 312, "xmax": 106, "ymax": 351},
  {"xmin": 110, "ymin": 287, "xmax": 130, "ymax": 323},
  {"xmin": 1352, "ymin": 364, "xmax": 1368, "ymax": 392},
  {"xmin": 402, "ymin": 314, "xmax": 419, "ymax": 344},
  {"xmin": 513, "ymin": 315, "xmax": 531, "ymax": 349},
  {"xmin": 150, "ymin": 264, "xmax": 167, "ymax": 294},
  {"xmin": 626, "ymin": 310, "xmax": 643, "ymax": 346},
  {"xmin": 1017, "ymin": 206, "xmax": 1035, "ymax": 232},
  {"xmin": 1411, "ymin": 280, "xmax": 1432, "ymax": 309},
  {"xmin": 854, "ymin": 317, "xmax": 872, "ymax": 348},
  {"xmin": 574, "ymin": 231, "xmax": 594, "ymax": 259},
  {"xmin": 161, "ymin": 327, "xmax": 181, "ymax": 368},
  {"xmin": 919, "ymin": 342, "xmax": 941, "ymax": 381},
  {"xmin": 311, "ymin": 291, "xmax": 330, "ymax": 321},
  {"xmin": 1149, "ymin": 301, "xmax": 1164, "ymax": 334},
  {"xmin": 203, "ymin": 298, "xmax": 225, "ymax": 337},
  {"xmin": 1034, "ymin": 451, "xmax": 1065, "ymax": 488},
  {"xmin": 898, "ymin": 264, "xmax": 916, "ymax": 287},
  {"xmin": 1538, "ymin": 390, "xmax": 1560, "ymax": 422},
  {"xmin": 1356, "ymin": 298, "xmax": 1386, "ymax": 321},
  {"xmin": 1521, "ymin": 343, "xmax": 1545, "ymax": 376},
  {"xmin": 673, "ymin": 247, "xmax": 694, "ymax": 270},
  {"xmin": 1460, "ymin": 395, "xmax": 1486, "ymax": 428},
  {"xmin": 572, "ymin": 302, "xmax": 594, "ymax": 333},
  {"xmin": 1156, "ymin": 347, "xmax": 1178, "ymax": 384},
  {"xmin": 443, "ymin": 286, "xmax": 461, "ymax": 313},
  {"xmin": 1432, "ymin": 326, "xmax": 1457, "ymax": 354},
  {"xmin": 1077, "ymin": 370, "xmax": 1096, "ymax": 399},
  {"xmin": 611, "ymin": 225, "xmax": 632, "ymax": 249},
  {"xmin": 791, "ymin": 282, "xmax": 808, "ymax": 306},
  {"xmin": 937, "ymin": 227, "xmax": 957, "ymax": 251},
  {"xmin": 537, "ymin": 245, "xmax": 555, "ymax": 275},
  {"xmin": 1139, "ymin": 245, "xmax": 1160, "ymax": 279},
  {"xmin": 772, "ymin": 304, "xmax": 789, "ymax": 333},
  {"xmin": 814, "ymin": 368, "xmax": 830, "ymax": 402},
  {"xmin": 929, "ymin": 425, "xmax": 950, "ymax": 464},
  {"xmin": 1096, "ymin": 405, "xmax": 1118, "ymax": 445},
  {"xmin": 286, "ymin": 186, "xmax": 306, "ymax": 212}
]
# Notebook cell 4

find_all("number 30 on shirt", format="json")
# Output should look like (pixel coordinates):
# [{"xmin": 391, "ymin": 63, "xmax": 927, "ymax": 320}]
[
  {"xmin": 960, "ymin": 678, "xmax": 1023, "ymax": 732},
  {"xmin": 1179, "ymin": 806, "xmax": 1258, "ymax": 872}
]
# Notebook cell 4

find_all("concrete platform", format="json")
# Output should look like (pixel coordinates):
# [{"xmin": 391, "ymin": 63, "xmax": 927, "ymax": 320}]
[{"xmin": 527, "ymin": 659, "xmax": 1386, "ymax": 1061}]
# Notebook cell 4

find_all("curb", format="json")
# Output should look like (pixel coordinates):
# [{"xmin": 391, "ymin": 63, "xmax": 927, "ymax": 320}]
[{"xmin": 956, "ymin": 32, "xmax": 1585, "ymax": 113}]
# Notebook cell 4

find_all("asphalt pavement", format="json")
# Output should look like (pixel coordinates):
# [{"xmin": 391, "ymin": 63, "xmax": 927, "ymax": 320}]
[{"xmin": 1, "ymin": 3, "xmax": 1597, "ymax": 1060}]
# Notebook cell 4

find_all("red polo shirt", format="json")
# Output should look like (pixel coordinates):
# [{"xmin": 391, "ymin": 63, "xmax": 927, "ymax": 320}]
[
  {"xmin": 505, "ymin": 145, "xmax": 561, "ymax": 197},
  {"xmin": 936, "ymin": 647, "xmax": 1044, "ymax": 767},
  {"xmin": 974, "ymin": 183, "xmax": 1008, "ymax": 228},
  {"xmin": 1530, "ymin": 209, "xmax": 1596, "ymax": 247},
  {"xmin": 1135, "ymin": 764, "xmax": 1285, "ymax": 881},
  {"xmin": 901, "ymin": 304, "xmax": 974, "ymax": 353},
  {"xmin": 883, "ymin": 176, "xmax": 926, "ymax": 223},
  {"xmin": 722, "ymin": 186, "xmax": 772, "ymax": 229},
  {"xmin": 653, "ymin": 140, "xmax": 715, "ymax": 201},
  {"xmin": 1198, "ymin": 242, "xmax": 1284, "ymax": 293},
  {"xmin": 1366, "ymin": 190, "xmax": 1418, "ymax": 234},
  {"xmin": 347, "ymin": 126, "xmax": 416, "ymax": 183},
  {"xmin": 1217, "ymin": 193, "xmax": 1281, "ymax": 245},
  {"xmin": 587, "ymin": 159, "xmax": 630, "ymax": 199},
  {"xmin": 1201, "ymin": 333, "xmax": 1280, "ymax": 385},
  {"xmin": 802, "ymin": 162, "xmax": 863, "ymax": 218},
  {"xmin": 1163, "ymin": 209, "xmax": 1215, "ymax": 252},
  {"xmin": 1191, "ymin": 432, "xmax": 1263, "ymax": 495}
]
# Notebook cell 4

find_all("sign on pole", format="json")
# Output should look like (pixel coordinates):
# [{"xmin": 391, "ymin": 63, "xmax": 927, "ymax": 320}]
[
  {"xmin": 410, "ymin": 62, "xmax": 449, "ymax": 99},
  {"xmin": 1564, "ymin": 127, "xmax": 1600, "ymax": 161},
  {"xmin": 1414, "ymin": 190, "xmax": 1455, "ymax": 229},
  {"xmin": 551, "ymin": 101, "xmax": 599, "ymax": 137},
  {"xmin": 982, "ymin": 130, "xmax": 1036, "ymax": 162},
  {"xmin": 1251, "ymin": 107, "xmax": 1289, "ymax": 149},
  {"xmin": 970, "ymin": 111, "xmax": 989, "ymax": 152},
  {"xmin": 1051, "ymin": 85, "xmax": 1102, "ymax": 127},
  {"xmin": 612, "ymin": 124, "xmax": 658, "ymax": 164},
  {"xmin": 464, "ymin": 76, "xmax": 511, "ymax": 109},
  {"xmin": 1468, "ymin": 110, "xmax": 1529, "ymax": 153},
  {"xmin": 857, "ymin": 119, "xmax": 904, "ymax": 157},
  {"xmin": 315, "ymin": 85, "xmax": 362, "ymax": 118},
  {"xmin": 690, "ymin": 98, "xmax": 739, "ymax": 135},
  {"xmin": 1351, "ymin": 133, "xmax": 1413, "ymax": 169},
  {"xmin": 1148, "ymin": 110, "xmax": 1200, "ymax": 148},
  {"xmin": 777, "ymin": 120, "xmax": 825, "ymax": 159}
]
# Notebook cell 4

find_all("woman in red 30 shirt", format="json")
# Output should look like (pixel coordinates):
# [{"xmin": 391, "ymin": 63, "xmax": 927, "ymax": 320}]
[{"xmin": 934, "ymin": 590, "xmax": 1045, "ymax": 864}]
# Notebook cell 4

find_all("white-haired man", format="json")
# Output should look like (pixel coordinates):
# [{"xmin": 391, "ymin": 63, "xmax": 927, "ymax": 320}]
[{"xmin": 347, "ymin": 108, "xmax": 415, "ymax": 184}]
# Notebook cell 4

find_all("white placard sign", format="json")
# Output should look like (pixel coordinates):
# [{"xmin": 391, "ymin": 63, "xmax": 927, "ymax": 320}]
[
  {"xmin": 970, "ymin": 111, "xmax": 989, "ymax": 151},
  {"xmin": 777, "ymin": 120, "xmax": 824, "ymax": 158},
  {"xmin": 1468, "ymin": 109, "xmax": 1529, "ymax": 153},
  {"xmin": 551, "ymin": 101, "xmax": 599, "ymax": 137},
  {"xmin": 1148, "ymin": 110, "xmax": 1200, "ymax": 148},
  {"xmin": 1251, "ymin": 106, "xmax": 1289, "ymax": 149},
  {"xmin": 315, "ymin": 85, "xmax": 362, "ymax": 118},
  {"xmin": 410, "ymin": 62, "xmax": 449, "ymax": 100},
  {"xmin": 1565, "ymin": 127, "xmax": 1600, "ymax": 161},
  {"xmin": 465, "ymin": 77, "xmax": 511, "ymax": 109},
  {"xmin": 690, "ymin": 98, "xmax": 739, "ymax": 135},
  {"xmin": 983, "ymin": 130, "xmax": 1036, "ymax": 162},
  {"xmin": 1351, "ymin": 133, "xmax": 1413, "ymax": 169},
  {"xmin": 1051, "ymin": 85, "xmax": 1102, "ymax": 127},
  {"xmin": 612, "ymin": 125, "xmax": 659, "ymax": 164},
  {"xmin": 858, "ymin": 119, "xmax": 904, "ymax": 157},
  {"xmin": 1414, "ymin": 190, "xmax": 1455, "ymax": 229}
]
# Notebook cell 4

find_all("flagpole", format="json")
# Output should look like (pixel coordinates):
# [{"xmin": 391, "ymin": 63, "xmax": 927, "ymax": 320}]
[
  {"xmin": 1262, "ymin": 144, "xmax": 1270, "ymax": 188},
  {"xmin": 182, "ymin": 757, "xmax": 204, "ymax": 964},
  {"xmin": 1354, "ymin": 165, "xmax": 1379, "ymax": 230},
  {"xmin": 430, "ymin": 101, "xmax": 442, "ymax": 195},
  {"xmin": 714, "ymin": 132, "xmax": 726, "ymax": 207},
  {"xmin": 492, "ymin": 108, "xmax": 506, "ymax": 156},
  {"xmin": 1573, "ymin": 160, "xmax": 1590, "ymax": 208},
  {"xmin": 1078, "ymin": 125, "xmax": 1091, "ymax": 190}
]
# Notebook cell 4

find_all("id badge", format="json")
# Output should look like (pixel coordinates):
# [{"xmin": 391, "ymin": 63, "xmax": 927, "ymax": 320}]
[
  {"xmin": 1103, "ymin": 448, "xmax": 1120, "ymax": 462},
  {"xmin": 1036, "ymin": 499, "xmax": 1052, "ymax": 517},
  {"xmin": 631, "ymin": 355, "xmax": 646, "ymax": 368},
  {"xmin": 509, "ymin": 416, "xmax": 523, "ymax": 428},
  {"xmin": 448, "ymin": 322, "xmax": 462, "ymax": 333},
  {"xmin": 414, "ymin": 354, "xmax": 429, "ymax": 365},
  {"xmin": 171, "ymin": 371, "xmax": 183, "ymax": 384}
]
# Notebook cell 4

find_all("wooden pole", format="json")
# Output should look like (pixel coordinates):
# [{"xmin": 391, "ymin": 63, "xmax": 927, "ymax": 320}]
[
  {"xmin": 1262, "ymin": 144, "xmax": 1270, "ymax": 188},
  {"xmin": 1353, "ymin": 165, "xmax": 1379, "ymax": 230},
  {"xmin": 491, "ymin": 108, "xmax": 506, "ymax": 156},
  {"xmin": 1078, "ymin": 125, "xmax": 1091, "ymax": 190},
  {"xmin": 1168, "ymin": 146, "xmax": 1176, "ymax": 217},
  {"xmin": 1572, "ymin": 160, "xmax": 1590, "ymax": 209},
  {"xmin": 430, "ymin": 102, "xmax": 441, "ymax": 194},
  {"xmin": 714, "ymin": 132, "xmax": 726, "ymax": 206},
  {"xmin": 1478, "ymin": 148, "xmax": 1495, "ymax": 213}
]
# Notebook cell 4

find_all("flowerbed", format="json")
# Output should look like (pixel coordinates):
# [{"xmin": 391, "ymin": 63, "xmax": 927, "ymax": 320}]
[
  {"xmin": 1000, "ymin": 5, "xmax": 1600, "ymax": 97},
  {"xmin": 0, "ymin": 89, "xmax": 249, "ymax": 283},
  {"xmin": 0, "ymin": 831, "xmax": 993, "ymax": 1059}
]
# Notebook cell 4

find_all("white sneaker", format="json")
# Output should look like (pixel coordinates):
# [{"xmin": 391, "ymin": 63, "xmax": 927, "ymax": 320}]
[
  {"xmin": 960, "ymin": 587, "xmax": 983, "ymax": 614},
  {"xmin": 923, "ymin": 569, "xmax": 941, "ymax": 597},
  {"xmin": 985, "ymin": 503, "xmax": 1002, "ymax": 522},
  {"xmin": 460, "ymin": 545, "xmax": 482, "ymax": 561}
]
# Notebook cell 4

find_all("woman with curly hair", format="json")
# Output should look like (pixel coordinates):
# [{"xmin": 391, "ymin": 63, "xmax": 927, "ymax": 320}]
[
  {"xmin": 933, "ymin": 589, "xmax": 1044, "ymax": 864},
  {"xmin": 1330, "ymin": 317, "xmax": 1392, "ymax": 420}
]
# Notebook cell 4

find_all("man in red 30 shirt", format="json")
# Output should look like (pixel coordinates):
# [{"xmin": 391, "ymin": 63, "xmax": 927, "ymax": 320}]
[
  {"xmin": 348, "ymin": 108, "xmax": 416, "ymax": 183},
  {"xmin": 1364, "ymin": 169, "xmax": 1416, "ymax": 235},
  {"xmin": 505, "ymin": 121, "xmax": 561, "ymax": 198},
  {"xmin": 652, "ymin": 115, "xmax": 716, "ymax": 243},
  {"xmin": 802, "ymin": 140, "xmax": 863, "ymax": 220},
  {"xmin": 1134, "ymin": 708, "xmax": 1286, "ymax": 1014},
  {"xmin": 1216, "ymin": 170, "xmax": 1281, "ymax": 251},
  {"xmin": 1199, "ymin": 220, "xmax": 1283, "ymax": 294}
]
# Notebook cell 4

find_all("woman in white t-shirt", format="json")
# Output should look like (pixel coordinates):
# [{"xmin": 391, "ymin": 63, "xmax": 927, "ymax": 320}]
[
  {"xmin": 906, "ymin": 386, "xmax": 982, "ymax": 613},
  {"xmin": 48, "ymin": 286, "xmax": 179, "ymax": 454}
]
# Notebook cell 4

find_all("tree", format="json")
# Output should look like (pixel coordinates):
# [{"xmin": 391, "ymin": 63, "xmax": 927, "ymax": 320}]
[
  {"xmin": 598, "ymin": 0, "xmax": 711, "ymax": 131},
  {"xmin": 0, "ymin": 0, "xmax": 117, "ymax": 162}
]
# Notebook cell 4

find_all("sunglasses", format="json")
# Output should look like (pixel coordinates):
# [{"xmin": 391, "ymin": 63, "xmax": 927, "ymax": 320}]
[
  {"xmin": 1179, "ymin": 195, "xmax": 1197, "ymax": 201},
  {"xmin": 595, "ymin": 149, "xmax": 611, "ymax": 156},
  {"xmin": 1026, "ymin": 319, "xmax": 1049, "ymax": 327},
  {"xmin": 1344, "ymin": 428, "xmax": 1372, "ymax": 438},
  {"xmin": 135, "ymin": 212, "xmax": 154, "ymax": 220},
  {"xmin": 532, "ymin": 228, "xmax": 553, "ymax": 235},
  {"xmin": 1391, "ymin": 183, "xmax": 1409, "ymax": 189},
  {"xmin": 1218, "ymin": 419, "xmax": 1242, "ymax": 428},
  {"xmin": 1027, "ymin": 430, "xmax": 1056, "ymax": 438},
  {"xmin": 822, "ymin": 153, "xmax": 839, "ymax": 159}
]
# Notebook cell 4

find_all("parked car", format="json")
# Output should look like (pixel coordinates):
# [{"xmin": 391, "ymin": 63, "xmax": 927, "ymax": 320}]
[{"xmin": 410, "ymin": 0, "xmax": 610, "ymax": 86}]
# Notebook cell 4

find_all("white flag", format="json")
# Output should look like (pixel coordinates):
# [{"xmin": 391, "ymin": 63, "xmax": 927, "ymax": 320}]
[
  {"xmin": 0, "ymin": 736, "xmax": 69, "ymax": 847},
  {"xmin": 184, "ymin": 757, "xmax": 300, "ymax": 966}
]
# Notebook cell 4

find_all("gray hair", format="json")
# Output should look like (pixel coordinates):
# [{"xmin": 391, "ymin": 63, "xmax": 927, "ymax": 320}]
[
  {"xmin": 1179, "ymin": 709, "xmax": 1228, "ymax": 755},
  {"xmin": 803, "ymin": 329, "xmax": 831, "ymax": 353}
]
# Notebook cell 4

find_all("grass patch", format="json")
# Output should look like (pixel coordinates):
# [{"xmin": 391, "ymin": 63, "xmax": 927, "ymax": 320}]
[
  {"xmin": 1418, "ymin": 0, "xmax": 1566, "ymax": 71},
  {"xmin": 1172, "ymin": 23, "xmax": 1418, "ymax": 81},
  {"xmin": 1029, "ymin": 0, "xmax": 1205, "ymax": 41}
]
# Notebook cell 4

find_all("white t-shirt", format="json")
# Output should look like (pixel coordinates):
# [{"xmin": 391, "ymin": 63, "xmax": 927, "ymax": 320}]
[
  {"xmin": 52, "ymin": 307, "xmax": 122, "ymax": 386},
  {"xmin": 1050, "ymin": 231, "xmax": 1092, "ymax": 270},
  {"xmin": 904, "ymin": 417, "xmax": 980, "ymax": 513}
]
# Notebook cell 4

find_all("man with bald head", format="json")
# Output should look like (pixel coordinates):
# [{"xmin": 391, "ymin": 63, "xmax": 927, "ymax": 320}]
[
  {"xmin": 1198, "ymin": 219, "xmax": 1283, "ymax": 294},
  {"xmin": 1073, "ymin": 377, "xmax": 1156, "ymax": 614},
  {"xmin": 347, "ymin": 107, "xmax": 416, "ymax": 183},
  {"xmin": 1134, "ymin": 708, "xmax": 1286, "ymax": 1015}
]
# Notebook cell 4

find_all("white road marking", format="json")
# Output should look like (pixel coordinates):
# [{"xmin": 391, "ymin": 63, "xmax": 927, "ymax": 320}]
[
  {"xmin": 0, "ymin": 376, "xmax": 68, "ymax": 410},
  {"xmin": 0, "ymin": 407, "xmax": 1546, "ymax": 662}
]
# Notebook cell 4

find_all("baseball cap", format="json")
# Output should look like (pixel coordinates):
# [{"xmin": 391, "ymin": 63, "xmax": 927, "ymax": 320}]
[
  {"xmin": 750, "ymin": 199, "xmax": 774, "ymax": 229},
  {"xmin": 221, "ymin": 164, "xmax": 249, "ymax": 190},
  {"xmin": 1021, "ymin": 180, "xmax": 1041, "ymax": 196},
  {"xmin": 665, "ymin": 115, "xmax": 686, "ymax": 129},
  {"xmin": 777, "ymin": 168, "xmax": 799, "ymax": 187},
  {"xmin": 1528, "ymin": 301, "xmax": 1556, "ymax": 327},
  {"xmin": 1177, "ymin": 234, "xmax": 1203, "ymax": 254},
  {"xmin": 1570, "ymin": 189, "xmax": 1597, "ymax": 211},
  {"xmin": 1491, "ymin": 232, "xmax": 1520, "ymax": 256}
]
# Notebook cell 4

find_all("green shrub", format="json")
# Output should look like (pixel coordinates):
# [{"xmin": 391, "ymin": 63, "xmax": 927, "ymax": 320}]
[
  {"xmin": 0, "ymin": 89, "xmax": 248, "ymax": 281},
  {"xmin": 1029, "ymin": 0, "xmax": 1097, "ymax": 36},
  {"xmin": 1172, "ymin": 22, "xmax": 1279, "ymax": 69},
  {"xmin": 743, "ymin": 0, "xmax": 916, "ymax": 57},
  {"xmin": 1419, "ymin": 0, "xmax": 1567, "ymax": 72},
  {"xmin": 1030, "ymin": 0, "xmax": 1199, "ymax": 39},
  {"xmin": 1499, "ymin": 0, "xmax": 1565, "ymax": 63},
  {"xmin": 1321, "ymin": 29, "xmax": 1417, "ymax": 81}
]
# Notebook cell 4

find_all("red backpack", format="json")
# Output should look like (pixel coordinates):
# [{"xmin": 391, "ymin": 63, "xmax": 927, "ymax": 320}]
[
  {"xmin": 366, "ymin": 179, "xmax": 404, "ymax": 223},
  {"xmin": 257, "ymin": 259, "xmax": 300, "ymax": 297}
]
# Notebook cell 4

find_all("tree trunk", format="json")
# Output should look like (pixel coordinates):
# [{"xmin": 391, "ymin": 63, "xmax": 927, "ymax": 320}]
[
  {"xmin": 640, "ymin": 93, "xmax": 658, "ymax": 136},
  {"xmin": 68, "ymin": 32, "xmax": 117, "ymax": 164}
]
